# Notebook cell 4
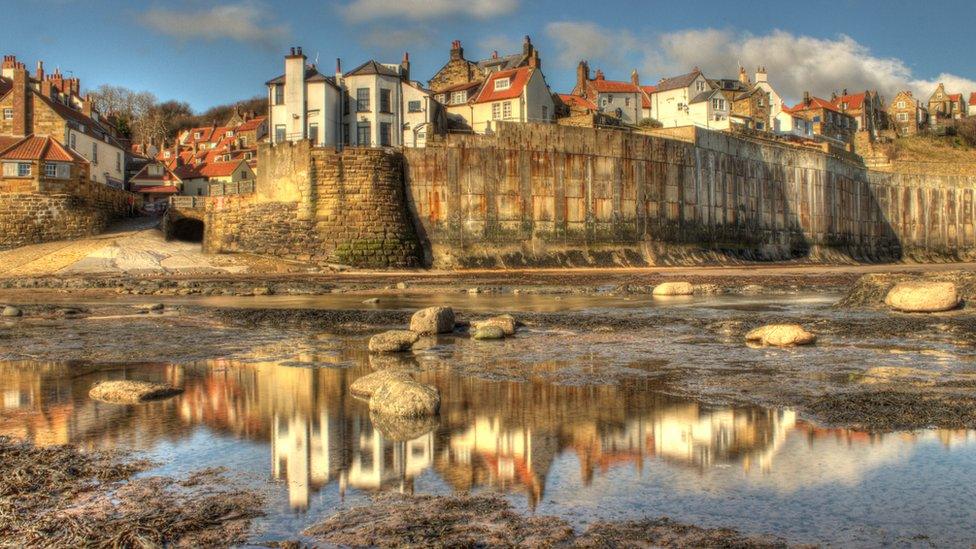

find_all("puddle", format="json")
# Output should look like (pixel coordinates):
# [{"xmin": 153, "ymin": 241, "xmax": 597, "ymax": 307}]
[{"xmin": 0, "ymin": 356, "xmax": 974, "ymax": 546}]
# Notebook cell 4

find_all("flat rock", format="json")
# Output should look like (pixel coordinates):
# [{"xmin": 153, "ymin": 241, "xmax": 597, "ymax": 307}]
[
  {"xmin": 884, "ymin": 281, "xmax": 960, "ymax": 313},
  {"xmin": 472, "ymin": 325, "xmax": 505, "ymax": 340},
  {"xmin": 369, "ymin": 379, "xmax": 440, "ymax": 417},
  {"xmin": 409, "ymin": 306, "xmax": 455, "ymax": 335},
  {"xmin": 350, "ymin": 370, "xmax": 413, "ymax": 398},
  {"xmin": 1, "ymin": 306, "xmax": 23, "ymax": 318},
  {"xmin": 652, "ymin": 282, "xmax": 694, "ymax": 296},
  {"xmin": 89, "ymin": 380, "xmax": 183, "ymax": 404},
  {"xmin": 368, "ymin": 330, "xmax": 420, "ymax": 353},
  {"xmin": 745, "ymin": 324, "xmax": 816, "ymax": 347}
]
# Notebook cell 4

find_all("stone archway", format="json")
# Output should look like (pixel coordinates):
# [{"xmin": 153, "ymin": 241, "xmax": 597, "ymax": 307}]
[{"xmin": 169, "ymin": 217, "xmax": 205, "ymax": 243}]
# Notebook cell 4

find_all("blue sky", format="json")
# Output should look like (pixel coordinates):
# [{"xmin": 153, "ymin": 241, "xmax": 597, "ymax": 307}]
[{"xmin": 6, "ymin": 0, "xmax": 976, "ymax": 111}]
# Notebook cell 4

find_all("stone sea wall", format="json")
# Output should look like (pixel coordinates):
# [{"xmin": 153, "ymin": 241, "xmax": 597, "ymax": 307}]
[
  {"xmin": 0, "ymin": 179, "xmax": 139, "ymax": 250},
  {"xmin": 403, "ymin": 123, "xmax": 976, "ymax": 267},
  {"xmin": 204, "ymin": 142, "xmax": 422, "ymax": 268}
]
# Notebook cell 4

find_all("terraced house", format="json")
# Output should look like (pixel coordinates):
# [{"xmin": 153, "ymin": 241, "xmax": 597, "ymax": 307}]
[
  {"xmin": 831, "ymin": 90, "xmax": 887, "ymax": 136},
  {"xmin": 710, "ymin": 67, "xmax": 772, "ymax": 131},
  {"xmin": 645, "ymin": 68, "xmax": 730, "ymax": 130},
  {"xmin": 0, "ymin": 55, "xmax": 125, "ymax": 187},
  {"xmin": 927, "ymin": 83, "xmax": 965, "ymax": 124},
  {"xmin": 784, "ymin": 93, "xmax": 856, "ymax": 145},
  {"xmin": 428, "ymin": 36, "xmax": 552, "ymax": 133},
  {"xmin": 568, "ymin": 62, "xmax": 643, "ymax": 125},
  {"xmin": 888, "ymin": 91, "xmax": 927, "ymax": 136}
]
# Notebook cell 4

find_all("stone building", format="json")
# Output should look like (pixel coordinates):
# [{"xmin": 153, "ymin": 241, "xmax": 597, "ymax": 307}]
[
  {"xmin": 129, "ymin": 160, "xmax": 182, "ymax": 212},
  {"xmin": 969, "ymin": 93, "xmax": 976, "ymax": 117},
  {"xmin": 710, "ymin": 67, "xmax": 772, "ymax": 131},
  {"xmin": 888, "ymin": 91, "xmax": 927, "ymax": 136},
  {"xmin": 0, "ymin": 54, "xmax": 126, "ymax": 187},
  {"xmin": 568, "ymin": 63, "xmax": 644, "ymax": 125},
  {"xmin": 453, "ymin": 66, "xmax": 554, "ymax": 133},
  {"xmin": 831, "ymin": 90, "xmax": 887, "ymax": 136},
  {"xmin": 0, "ymin": 135, "xmax": 89, "ymax": 192},
  {"xmin": 927, "ymin": 83, "xmax": 965, "ymax": 123},
  {"xmin": 785, "ymin": 93, "xmax": 856, "ymax": 145}
]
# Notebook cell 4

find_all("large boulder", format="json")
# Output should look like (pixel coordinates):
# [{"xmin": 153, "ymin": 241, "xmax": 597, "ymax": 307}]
[
  {"xmin": 470, "ymin": 314, "xmax": 517, "ymax": 336},
  {"xmin": 368, "ymin": 330, "xmax": 420, "ymax": 353},
  {"xmin": 745, "ymin": 324, "xmax": 816, "ymax": 347},
  {"xmin": 1, "ymin": 306, "xmax": 22, "ymax": 318},
  {"xmin": 89, "ymin": 380, "xmax": 183, "ymax": 404},
  {"xmin": 350, "ymin": 370, "xmax": 413, "ymax": 398},
  {"xmin": 369, "ymin": 411, "xmax": 439, "ymax": 441},
  {"xmin": 884, "ymin": 282, "xmax": 960, "ymax": 313},
  {"xmin": 409, "ymin": 307, "xmax": 455, "ymax": 335},
  {"xmin": 369, "ymin": 379, "xmax": 440, "ymax": 417},
  {"xmin": 652, "ymin": 282, "xmax": 694, "ymax": 296}
]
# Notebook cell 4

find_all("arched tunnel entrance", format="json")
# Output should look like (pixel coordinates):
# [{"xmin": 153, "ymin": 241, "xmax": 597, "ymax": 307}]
[{"xmin": 170, "ymin": 218, "xmax": 205, "ymax": 243}]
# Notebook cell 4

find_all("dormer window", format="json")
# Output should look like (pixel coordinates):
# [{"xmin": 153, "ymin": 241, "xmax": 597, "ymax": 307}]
[
  {"xmin": 451, "ymin": 91, "xmax": 465, "ymax": 104},
  {"xmin": 194, "ymin": 132, "xmax": 201, "ymax": 139},
  {"xmin": 225, "ymin": 131, "xmax": 233, "ymax": 137},
  {"xmin": 149, "ymin": 165, "xmax": 163, "ymax": 176},
  {"xmin": 494, "ymin": 77, "xmax": 511, "ymax": 91}
]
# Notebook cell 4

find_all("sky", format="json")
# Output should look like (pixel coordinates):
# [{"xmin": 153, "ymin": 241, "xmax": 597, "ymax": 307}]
[{"xmin": 5, "ymin": 0, "xmax": 976, "ymax": 112}]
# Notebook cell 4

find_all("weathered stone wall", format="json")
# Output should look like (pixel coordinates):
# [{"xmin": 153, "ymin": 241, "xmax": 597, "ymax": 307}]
[
  {"xmin": 204, "ymin": 143, "xmax": 422, "ymax": 268},
  {"xmin": 403, "ymin": 123, "xmax": 976, "ymax": 267},
  {"xmin": 0, "ymin": 178, "xmax": 139, "ymax": 250}
]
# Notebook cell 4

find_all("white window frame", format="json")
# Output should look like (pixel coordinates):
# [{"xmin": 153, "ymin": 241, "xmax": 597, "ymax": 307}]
[
  {"xmin": 502, "ymin": 101, "xmax": 512, "ymax": 119},
  {"xmin": 494, "ymin": 78, "xmax": 511, "ymax": 91},
  {"xmin": 17, "ymin": 162, "xmax": 31, "ymax": 177},
  {"xmin": 451, "ymin": 91, "xmax": 465, "ymax": 105},
  {"xmin": 2, "ymin": 108, "xmax": 12, "ymax": 120},
  {"xmin": 492, "ymin": 102, "xmax": 501, "ymax": 120}
]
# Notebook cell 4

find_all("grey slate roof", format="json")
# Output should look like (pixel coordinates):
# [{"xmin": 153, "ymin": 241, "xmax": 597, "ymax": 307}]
[
  {"xmin": 656, "ymin": 70, "xmax": 703, "ymax": 93},
  {"xmin": 345, "ymin": 60, "xmax": 400, "ymax": 77},
  {"xmin": 265, "ymin": 66, "xmax": 338, "ymax": 88}
]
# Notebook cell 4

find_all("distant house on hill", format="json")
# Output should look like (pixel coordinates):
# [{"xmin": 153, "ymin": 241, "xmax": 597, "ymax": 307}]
[
  {"xmin": 709, "ymin": 67, "xmax": 772, "ymax": 131},
  {"xmin": 785, "ymin": 93, "xmax": 856, "ymax": 145},
  {"xmin": 129, "ymin": 160, "xmax": 182, "ymax": 212},
  {"xmin": 969, "ymin": 93, "xmax": 976, "ymax": 117},
  {"xmin": 927, "ymin": 83, "xmax": 965, "ymax": 124},
  {"xmin": 888, "ymin": 91, "xmax": 927, "ymax": 136},
  {"xmin": 644, "ymin": 68, "xmax": 730, "ymax": 130},
  {"xmin": 830, "ymin": 90, "xmax": 887, "ymax": 136}
]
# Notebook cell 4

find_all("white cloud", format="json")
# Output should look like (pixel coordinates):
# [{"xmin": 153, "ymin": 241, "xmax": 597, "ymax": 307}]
[
  {"xmin": 340, "ymin": 0, "xmax": 518, "ymax": 22},
  {"xmin": 545, "ymin": 21, "xmax": 637, "ymax": 71},
  {"xmin": 139, "ymin": 2, "xmax": 288, "ymax": 50},
  {"xmin": 642, "ymin": 28, "xmax": 976, "ymax": 103}
]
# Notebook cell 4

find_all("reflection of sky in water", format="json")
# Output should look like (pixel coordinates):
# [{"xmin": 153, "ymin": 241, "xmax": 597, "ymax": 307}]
[{"xmin": 0, "ymin": 357, "xmax": 974, "ymax": 546}]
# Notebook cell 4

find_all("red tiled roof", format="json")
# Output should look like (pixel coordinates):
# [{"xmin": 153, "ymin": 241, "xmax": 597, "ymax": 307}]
[
  {"xmin": 970, "ymin": 93, "xmax": 976, "ymax": 106},
  {"xmin": 558, "ymin": 94, "xmax": 598, "ymax": 111},
  {"xmin": 236, "ymin": 116, "xmax": 266, "ymax": 132},
  {"xmin": 33, "ymin": 92, "xmax": 122, "ymax": 149},
  {"xmin": 0, "ymin": 135, "xmax": 87, "ymax": 162},
  {"xmin": 948, "ymin": 93, "xmax": 963, "ymax": 102},
  {"xmin": 640, "ymin": 85, "xmax": 656, "ymax": 109},
  {"xmin": 473, "ymin": 67, "xmax": 533, "ymax": 104},
  {"xmin": 833, "ymin": 92, "xmax": 865, "ymax": 111},
  {"xmin": 131, "ymin": 162, "xmax": 182, "ymax": 184},
  {"xmin": 588, "ymin": 76, "xmax": 640, "ymax": 94},
  {"xmin": 788, "ymin": 96, "xmax": 846, "ymax": 115},
  {"xmin": 175, "ymin": 159, "xmax": 248, "ymax": 179}
]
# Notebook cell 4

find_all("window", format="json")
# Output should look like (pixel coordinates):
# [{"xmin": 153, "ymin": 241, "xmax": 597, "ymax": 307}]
[
  {"xmin": 149, "ymin": 165, "xmax": 163, "ymax": 176},
  {"xmin": 756, "ymin": 122, "xmax": 765, "ymax": 130},
  {"xmin": 194, "ymin": 132, "xmax": 201, "ymax": 139},
  {"xmin": 625, "ymin": 97, "xmax": 630, "ymax": 107},
  {"xmin": 408, "ymin": 100, "xmax": 422, "ymax": 113},
  {"xmin": 898, "ymin": 101, "xmax": 906, "ymax": 109},
  {"xmin": 696, "ymin": 80, "xmax": 706, "ymax": 92},
  {"xmin": 244, "ymin": 151, "xmax": 254, "ymax": 160},
  {"xmin": 91, "ymin": 143, "xmax": 98, "ymax": 164},
  {"xmin": 541, "ymin": 105, "xmax": 548, "ymax": 121},
  {"xmin": 356, "ymin": 88, "xmax": 370, "ymax": 111},
  {"xmin": 69, "ymin": 133, "xmax": 76, "ymax": 150},
  {"xmin": 898, "ymin": 113, "xmax": 908, "ymax": 121},
  {"xmin": 342, "ymin": 124, "xmax": 350, "ymax": 145},
  {"xmin": 225, "ymin": 131, "xmax": 233, "ymax": 137},
  {"xmin": 812, "ymin": 115, "xmax": 821, "ymax": 123},
  {"xmin": 275, "ymin": 124, "xmax": 286, "ymax": 142},
  {"xmin": 711, "ymin": 98, "xmax": 726, "ymax": 110},
  {"xmin": 343, "ymin": 96, "xmax": 351, "ymax": 116},
  {"xmin": 308, "ymin": 122, "xmax": 319, "ymax": 144},
  {"xmin": 494, "ymin": 77, "xmax": 511, "ymax": 91},
  {"xmin": 502, "ymin": 101, "xmax": 512, "ymax": 119},
  {"xmin": 116, "ymin": 152, "xmax": 121, "ymax": 172},
  {"xmin": 273, "ymin": 84, "xmax": 284, "ymax": 105},
  {"xmin": 606, "ymin": 94, "xmax": 614, "ymax": 104},
  {"xmin": 451, "ymin": 91, "xmax": 465, "ymax": 105},
  {"xmin": 492, "ymin": 102, "xmax": 501, "ymax": 120},
  {"xmin": 380, "ymin": 122, "xmax": 391, "ymax": 146},
  {"xmin": 380, "ymin": 89, "xmax": 392, "ymax": 113},
  {"xmin": 757, "ymin": 98, "xmax": 764, "ymax": 107},
  {"xmin": 44, "ymin": 163, "xmax": 57, "ymax": 178},
  {"xmin": 16, "ymin": 162, "xmax": 30, "ymax": 177},
  {"xmin": 2, "ymin": 108, "xmax": 11, "ymax": 120},
  {"xmin": 241, "ymin": 136, "xmax": 248, "ymax": 146},
  {"xmin": 357, "ymin": 122, "xmax": 370, "ymax": 145}
]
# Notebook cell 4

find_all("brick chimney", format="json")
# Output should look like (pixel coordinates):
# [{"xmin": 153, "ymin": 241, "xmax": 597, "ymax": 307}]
[
  {"xmin": 631, "ymin": 69, "xmax": 639, "ymax": 86},
  {"xmin": 82, "ymin": 94, "xmax": 93, "ymax": 118},
  {"xmin": 400, "ymin": 51, "xmax": 410, "ymax": 82},
  {"xmin": 595, "ymin": 69, "xmax": 605, "ymax": 81},
  {"xmin": 803, "ymin": 91, "xmax": 811, "ymax": 106},
  {"xmin": 450, "ymin": 40, "xmax": 464, "ymax": 61},
  {"xmin": 11, "ymin": 62, "xmax": 29, "ymax": 136},
  {"xmin": 35, "ymin": 60, "xmax": 44, "ymax": 81},
  {"xmin": 40, "ymin": 79, "xmax": 53, "ymax": 98},
  {"xmin": 755, "ymin": 66, "xmax": 767, "ymax": 84},
  {"xmin": 738, "ymin": 66, "xmax": 749, "ymax": 85},
  {"xmin": 524, "ymin": 35, "xmax": 541, "ymax": 69},
  {"xmin": 576, "ymin": 61, "xmax": 590, "ymax": 91}
]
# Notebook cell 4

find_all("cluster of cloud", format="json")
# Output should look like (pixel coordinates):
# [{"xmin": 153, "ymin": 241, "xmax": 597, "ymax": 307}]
[
  {"xmin": 546, "ymin": 23, "xmax": 976, "ymax": 103},
  {"xmin": 340, "ymin": 0, "xmax": 518, "ymax": 23},
  {"xmin": 139, "ymin": 1, "xmax": 287, "ymax": 51}
]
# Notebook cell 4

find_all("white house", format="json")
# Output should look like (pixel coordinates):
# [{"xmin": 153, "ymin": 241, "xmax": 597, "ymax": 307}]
[
  {"xmin": 646, "ymin": 69, "xmax": 730, "ymax": 129},
  {"xmin": 752, "ymin": 67, "xmax": 784, "ymax": 131},
  {"xmin": 774, "ymin": 109, "xmax": 814, "ymax": 138},
  {"xmin": 453, "ymin": 65, "xmax": 554, "ymax": 134},
  {"xmin": 266, "ymin": 47, "xmax": 341, "ymax": 147},
  {"xmin": 336, "ymin": 56, "xmax": 441, "ymax": 148}
]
